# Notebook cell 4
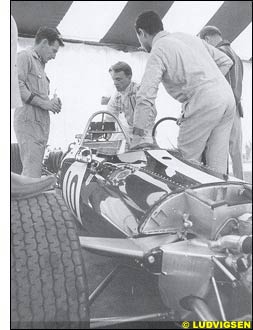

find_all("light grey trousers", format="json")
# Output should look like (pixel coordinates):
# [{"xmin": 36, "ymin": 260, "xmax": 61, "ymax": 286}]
[
  {"xmin": 177, "ymin": 88, "xmax": 236, "ymax": 175},
  {"xmin": 14, "ymin": 120, "xmax": 49, "ymax": 178}
]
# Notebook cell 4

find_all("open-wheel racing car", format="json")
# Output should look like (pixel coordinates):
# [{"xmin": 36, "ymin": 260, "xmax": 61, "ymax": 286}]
[{"xmin": 11, "ymin": 111, "xmax": 252, "ymax": 328}]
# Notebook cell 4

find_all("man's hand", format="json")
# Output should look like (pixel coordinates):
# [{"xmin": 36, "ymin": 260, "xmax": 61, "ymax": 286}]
[
  {"xmin": 41, "ymin": 98, "xmax": 61, "ymax": 114},
  {"xmin": 101, "ymin": 96, "xmax": 111, "ymax": 105},
  {"xmin": 176, "ymin": 114, "xmax": 184, "ymax": 126},
  {"xmin": 57, "ymin": 97, "xmax": 62, "ymax": 108}
]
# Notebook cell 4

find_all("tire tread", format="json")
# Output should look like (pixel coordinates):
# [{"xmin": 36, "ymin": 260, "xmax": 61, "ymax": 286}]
[{"xmin": 11, "ymin": 193, "xmax": 89, "ymax": 329}]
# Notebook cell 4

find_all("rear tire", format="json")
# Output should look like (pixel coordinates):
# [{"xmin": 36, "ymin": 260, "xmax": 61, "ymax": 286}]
[
  {"xmin": 11, "ymin": 143, "xmax": 23, "ymax": 175},
  {"xmin": 11, "ymin": 192, "xmax": 90, "ymax": 329}
]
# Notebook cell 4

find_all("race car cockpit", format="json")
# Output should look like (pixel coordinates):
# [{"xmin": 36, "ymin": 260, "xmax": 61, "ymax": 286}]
[{"xmin": 80, "ymin": 111, "xmax": 130, "ymax": 156}]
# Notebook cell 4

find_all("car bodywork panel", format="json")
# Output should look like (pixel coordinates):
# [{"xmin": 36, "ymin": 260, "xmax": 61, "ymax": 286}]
[{"xmin": 48, "ymin": 111, "xmax": 251, "ymax": 321}]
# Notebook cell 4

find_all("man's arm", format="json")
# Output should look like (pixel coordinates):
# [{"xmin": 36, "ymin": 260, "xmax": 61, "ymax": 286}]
[
  {"xmin": 202, "ymin": 40, "xmax": 233, "ymax": 76},
  {"xmin": 133, "ymin": 49, "xmax": 165, "ymax": 138},
  {"xmin": 17, "ymin": 51, "xmax": 34, "ymax": 103},
  {"xmin": 218, "ymin": 45, "xmax": 244, "ymax": 79},
  {"xmin": 106, "ymin": 94, "xmax": 120, "ymax": 119},
  {"xmin": 17, "ymin": 52, "xmax": 61, "ymax": 113}
]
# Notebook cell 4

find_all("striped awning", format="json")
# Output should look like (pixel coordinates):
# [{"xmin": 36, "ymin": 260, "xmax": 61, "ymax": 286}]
[{"xmin": 11, "ymin": 1, "xmax": 252, "ymax": 60}]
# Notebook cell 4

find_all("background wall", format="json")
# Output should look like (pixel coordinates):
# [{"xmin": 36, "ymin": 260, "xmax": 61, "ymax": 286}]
[{"xmin": 11, "ymin": 38, "xmax": 252, "ymax": 155}]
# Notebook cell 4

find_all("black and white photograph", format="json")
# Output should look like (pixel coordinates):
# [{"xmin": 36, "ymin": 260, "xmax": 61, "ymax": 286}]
[{"xmin": 9, "ymin": 1, "xmax": 252, "ymax": 329}]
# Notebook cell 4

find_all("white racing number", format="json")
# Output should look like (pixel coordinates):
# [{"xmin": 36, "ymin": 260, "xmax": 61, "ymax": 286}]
[{"xmin": 63, "ymin": 162, "xmax": 88, "ymax": 223}]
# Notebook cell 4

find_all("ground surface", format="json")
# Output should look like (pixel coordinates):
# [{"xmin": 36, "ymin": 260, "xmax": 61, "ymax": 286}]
[{"xmin": 83, "ymin": 251, "xmax": 170, "ymax": 328}]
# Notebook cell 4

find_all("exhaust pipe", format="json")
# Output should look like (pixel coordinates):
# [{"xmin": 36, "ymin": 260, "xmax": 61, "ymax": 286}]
[
  {"xmin": 180, "ymin": 296, "xmax": 217, "ymax": 321},
  {"xmin": 210, "ymin": 235, "xmax": 252, "ymax": 254}
]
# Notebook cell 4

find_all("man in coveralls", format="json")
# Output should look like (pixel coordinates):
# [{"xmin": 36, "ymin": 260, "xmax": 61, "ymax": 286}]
[
  {"xmin": 14, "ymin": 27, "xmax": 64, "ymax": 178},
  {"xmin": 199, "ymin": 26, "xmax": 244, "ymax": 179},
  {"xmin": 11, "ymin": 18, "xmax": 56, "ymax": 195},
  {"xmin": 131, "ymin": 11, "xmax": 235, "ymax": 175}
]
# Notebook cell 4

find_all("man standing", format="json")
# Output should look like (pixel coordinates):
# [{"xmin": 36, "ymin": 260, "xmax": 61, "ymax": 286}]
[
  {"xmin": 199, "ymin": 26, "xmax": 244, "ymax": 179},
  {"xmin": 106, "ymin": 62, "xmax": 140, "ymax": 139},
  {"xmin": 14, "ymin": 27, "xmax": 64, "ymax": 178},
  {"xmin": 131, "ymin": 11, "xmax": 235, "ymax": 175}
]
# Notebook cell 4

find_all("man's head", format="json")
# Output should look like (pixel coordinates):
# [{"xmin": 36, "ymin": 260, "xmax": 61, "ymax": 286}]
[
  {"xmin": 34, "ymin": 27, "xmax": 64, "ymax": 63},
  {"xmin": 135, "ymin": 11, "xmax": 163, "ymax": 52},
  {"xmin": 199, "ymin": 26, "xmax": 223, "ymax": 47},
  {"xmin": 109, "ymin": 62, "xmax": 132, "ymax": 92}
]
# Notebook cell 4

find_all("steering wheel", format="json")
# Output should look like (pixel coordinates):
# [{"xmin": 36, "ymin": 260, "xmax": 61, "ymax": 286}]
[
  {"xmin": 152, "ymin": 117, "xmax": 178, "ymax": 149},
  {"xmin": 152, "ymin": 117, "xmax": 178, "ymax": 136}
]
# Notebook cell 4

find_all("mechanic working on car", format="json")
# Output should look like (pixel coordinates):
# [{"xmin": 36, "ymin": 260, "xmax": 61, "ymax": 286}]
[
  {"xmin": 199, "ymin": 26, "xmax": 244, "ymax": 180},
  {"xmin": 14, "ymin": 27, "xmax": 64, "ymax": 178},
  {"xmin": 131, "ymin": 11, "xmax": 236, "ymax": 175},
  {"xmin": 106, "ymin": 62, "xmax": 140, "ymax": 139}
]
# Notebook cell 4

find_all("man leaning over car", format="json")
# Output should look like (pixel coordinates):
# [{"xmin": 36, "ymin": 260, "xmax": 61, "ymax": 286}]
[{"xmin": 131, "ymin": 11, "xmax": 235, "ymax": 175}]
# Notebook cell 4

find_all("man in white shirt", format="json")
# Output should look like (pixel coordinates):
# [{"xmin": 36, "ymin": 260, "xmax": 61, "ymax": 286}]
[
  {"xmin": 131, "ymin": 11, "xmax": 236, "ymax": 175},
  {"xmin": 106, "ymin": 62, "xmax": 140, "ymax": 139}
]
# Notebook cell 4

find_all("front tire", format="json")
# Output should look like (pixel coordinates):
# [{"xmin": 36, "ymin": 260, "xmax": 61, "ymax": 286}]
[{"xmin": 11, "ymin": 192, "xmax": 90, "ymax": 329}]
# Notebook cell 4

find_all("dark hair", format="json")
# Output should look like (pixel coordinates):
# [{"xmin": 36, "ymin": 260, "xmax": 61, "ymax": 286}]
[
  {"xmin": 199, "ymin": 26, "xmax": 222, "ymax": 40},
  {"xmin": 109, "ymin": 61, "xmax": 132, "ymax": 77},
  {"xmin": 135, "ymin": 11, "xmax": 163, "ymax": 36},
  {"xmin": 35, "ymin": 26, "xmax": 64, "ymax": 46}
]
